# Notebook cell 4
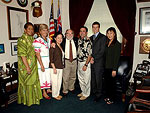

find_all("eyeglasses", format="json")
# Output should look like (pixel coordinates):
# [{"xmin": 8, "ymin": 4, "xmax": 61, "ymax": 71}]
[{"xmin": 66, "ymin": 33, "xmax": 73, "ymax": 35}]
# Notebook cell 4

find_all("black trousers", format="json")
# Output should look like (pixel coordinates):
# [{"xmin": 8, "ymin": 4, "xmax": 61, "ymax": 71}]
[
  {"xmin": 104, "ymin": 69, "xmax": 116, "ymax": 101},
  {"xmin": 91, "ymin": 66, "xmax": 104, "ymax": 98}
]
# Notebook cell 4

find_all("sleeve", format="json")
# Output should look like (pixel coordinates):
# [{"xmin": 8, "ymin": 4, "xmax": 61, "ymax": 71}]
[
  {"xmin": 17, "ymin": 37, "xmax": 27, "ymax": 57},
  {"xmin": 113, "ymin": 42, "xmax": 121, "ymax": 71},
  {"xmin": 87, "ymin": 41, "xmax": 92, "ymax": 56},
  {"xmin": 92, "ymin": 36, "xmax": 106, "ymax": 60},
  {"xmin": 49, "ymin": 47, "xmax": 55, "ymax": 63},
  {"xmin": 33, "ymin": 38, "xmax": 42, "ymax": 53}
]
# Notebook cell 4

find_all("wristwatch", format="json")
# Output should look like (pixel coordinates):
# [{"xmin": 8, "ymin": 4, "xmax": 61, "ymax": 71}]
[{"xmin": 84, "ymin": 64, "xmax": 88, "ymax": 67}]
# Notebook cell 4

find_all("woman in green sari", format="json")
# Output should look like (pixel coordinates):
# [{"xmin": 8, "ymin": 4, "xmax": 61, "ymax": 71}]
[{"xmin": 17, "ymin": 22, "xmax": 42, "ymax": 106}]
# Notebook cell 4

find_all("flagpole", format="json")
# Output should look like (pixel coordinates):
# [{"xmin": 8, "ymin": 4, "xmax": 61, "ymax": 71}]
[
  {"xmin": 58, "ymin": 0, "xmax": 59, "ymax": 8},
  {"xmin": 57, "ymin": 0, "xmax": 62, "ymax": 33},
  {"xmin": 49, "ymin": 0, "xmax": 55, "ymax": 41}
]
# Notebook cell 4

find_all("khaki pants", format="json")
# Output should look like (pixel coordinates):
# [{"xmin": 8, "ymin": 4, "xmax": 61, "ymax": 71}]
[{"xmin": 63, "ymin": 59, "xmax": 77, "ymax": 93}]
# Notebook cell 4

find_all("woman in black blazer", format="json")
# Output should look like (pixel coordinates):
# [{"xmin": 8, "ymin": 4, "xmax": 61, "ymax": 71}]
[{"xmin": 104, "ymin": 27, "xmax": 121, "ymax": 104}]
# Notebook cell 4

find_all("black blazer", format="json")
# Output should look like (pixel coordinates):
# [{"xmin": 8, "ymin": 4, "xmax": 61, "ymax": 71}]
[
  {"xmin": 61, "ymin": 37, "xmax": 78, "ymax": 52},
  {"xmin": 90, "ymin": 32, "xmax": 106, "ymax": 68},
  {"xmin": 105, "ymin": 40, "xmax": 121, "ymax": 71}
]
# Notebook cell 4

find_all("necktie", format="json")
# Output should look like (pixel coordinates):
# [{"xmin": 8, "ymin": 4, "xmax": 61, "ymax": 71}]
[
  {"xmin": 93, "ymin": 35, "xmax": 96, "ymax": 40},
  {"xmin": 69, "ymin": 40, "xmax": 73, "ymax": 62}
]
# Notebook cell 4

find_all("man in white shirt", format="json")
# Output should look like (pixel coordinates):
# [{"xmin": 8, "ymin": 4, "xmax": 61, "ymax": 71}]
[{"xmin": 61, "ymin": 29, "xmax": 78, "ymax": 96}]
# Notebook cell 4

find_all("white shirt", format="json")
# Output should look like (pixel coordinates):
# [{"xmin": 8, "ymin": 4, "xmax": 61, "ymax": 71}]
[{"xmin": 65, "ymin": 39, "xmax": 77, "ymax": 59}]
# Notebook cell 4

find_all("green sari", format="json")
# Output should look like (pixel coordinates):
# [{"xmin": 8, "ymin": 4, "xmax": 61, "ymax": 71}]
[{"xmin": 17, "ymin": 33, "xmax": 42, "ymax": 106}]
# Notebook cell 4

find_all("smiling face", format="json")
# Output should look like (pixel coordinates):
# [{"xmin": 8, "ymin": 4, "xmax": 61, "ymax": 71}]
[
  {"xmin": 79, "ymin": 28, "xmax": 87, "ymax": 39},
  {"xmin": 24, "ymin": 25, "xmax": 34, "ymax": 36},
  {"xmin": 40, "ymin": 28, "xmax": 48, "ymax": 38},
  {"xmin": 56, "ymin": 34, "xmax": 63, "ymax": 45},
  {"xmin": 65, "ymin": 29, "xmax": 74, "ymax": 40},
  {"xmin": 106, "ymin": 30, "xmax": 115, "ymax": 41},
  {"xmin": 92, "ymin": 24, "xmax": 100, "ymax": 34}
]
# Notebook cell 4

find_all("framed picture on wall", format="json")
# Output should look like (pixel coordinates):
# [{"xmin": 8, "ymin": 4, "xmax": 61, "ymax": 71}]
[
  {"xmin": 139, "ymin": 7, "xmax": 150, "ymax": 35},
  {"xmin": 7, "ymin": 6, "xmax": 29, "ymax": 40},
  {"xmin": 139, "ymin": 36, "xmax": 150, "ymax": 54},
  {"xmin": 11, "ymin": 42, "xmax": 17, "ymax": 56},
  {"xmin": 137, "ymin": 0, "xmax": 150, "ymax": 2},
  {"xmin": 0, "ymin": 44, "xmax": 5, "ymax": 54}
]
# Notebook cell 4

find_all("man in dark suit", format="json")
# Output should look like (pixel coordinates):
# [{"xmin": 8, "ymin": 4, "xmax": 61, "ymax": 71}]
[
  {"xmin": 90, "ymin": 22, "xmax": 106, "ymax": 102},
  {"xmin": 61, "ymin": 29, "xmax": 78, "ymax": 96}
]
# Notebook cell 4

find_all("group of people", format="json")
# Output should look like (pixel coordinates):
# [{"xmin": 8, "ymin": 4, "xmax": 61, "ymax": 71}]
[{"xmin": 17, "ymin": 21, "xmax": 121, "ymax": 106}]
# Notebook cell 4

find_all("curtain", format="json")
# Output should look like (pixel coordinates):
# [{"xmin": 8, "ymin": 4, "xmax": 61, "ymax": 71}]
[
  {"xmin": 69, "ymin": 0, "xmax": 94, "ymax": 37},
  {"xmin": 106, "ymin": 0, "xmax": 136, "ymax": 59}
]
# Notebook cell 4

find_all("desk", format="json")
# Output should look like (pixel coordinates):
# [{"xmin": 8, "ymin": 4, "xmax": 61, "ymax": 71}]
[
  {"xmin": 0, "ymin": 73, "xmax": 18, "ymax": 108},
  {"xmin": 0, "ymin": 74, "xmax": 11, "ymax": 107}
]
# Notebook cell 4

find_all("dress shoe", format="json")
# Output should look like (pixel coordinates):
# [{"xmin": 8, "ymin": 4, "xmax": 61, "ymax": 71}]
[
  {"xmin": 77, "ymin": 93, "xmax": 83, "ymax": 97},
  {"xmin": 106, "ymin": 100, "xmax": 114, "ymax": 104},
  {"xmin": 104, "ymin": 98, "xmax": 110, "ymax": 102},
  {"xmin": 58, "ymin": 95, "xmax": 62, "ymax": 99},
  {"xmin": 63, "ymin": 93, "xmax": 68, "ymax": 97},
  {"xmin": 94, "ymin": 96, "xmax": 101, "ymax": 102},
  {"xmin": 69, "ymin": 90, "xmax": 75, "ymax": 94},
  {"xmin": 79, "ymin": 96, "xmax": 87, "ymax": 101},
  {"xmin": 54, "ymin": 96, "xmax": 61, "ymax": 100}
]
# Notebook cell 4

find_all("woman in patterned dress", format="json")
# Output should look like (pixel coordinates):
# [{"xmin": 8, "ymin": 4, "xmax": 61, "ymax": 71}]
[
  {"xmin": 17, "ymin": 22, "xmax": 42, "ymax": 106},
  {"xmin": 33, "ymin": 24, "xmax": 51, "ymax": 99}
]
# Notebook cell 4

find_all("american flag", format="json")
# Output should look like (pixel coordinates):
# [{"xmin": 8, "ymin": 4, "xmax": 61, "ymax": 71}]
[
  {"xmin": 49, "ymin": 2, "xmax": 55, "ymax": 40},
  {"xmin": 57, "ymin": 0, "xmax": 62, "ymax": 33}
]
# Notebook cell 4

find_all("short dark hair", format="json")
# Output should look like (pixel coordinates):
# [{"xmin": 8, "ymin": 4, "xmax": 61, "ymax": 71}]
[
  {"xmin": 54, "ymin": 32, "xmax": 64, "ymax": 39},
  {"xmin": 106, "ymin": 27, "xmax": 117, "ymax": 46},
  {"xmin": 92, "ymin": 21, "xmax": 100, "ymax": 28},
  {"xmin": 24, "ymin": 22, "xmax": 34, "ymax": 29},
  {"xmin": 80, "ymin": 26, "xmax": 88, "ymax": 32}
]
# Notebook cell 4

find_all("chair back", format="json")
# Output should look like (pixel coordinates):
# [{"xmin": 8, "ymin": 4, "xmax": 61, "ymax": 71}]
[{"xmin": 117, "ymin": 56, "xmax": 131, "ymax": 77}]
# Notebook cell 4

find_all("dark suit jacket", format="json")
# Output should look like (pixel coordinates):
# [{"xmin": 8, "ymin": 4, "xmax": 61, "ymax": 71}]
[
  {"xmin": 105, "ymin": 40, "xmax": 121, "ymax": 71},
  {"xmin": 90, "ymin": 32, "xmax": 106, "ymax": 68},
  {"xmin": 61, "ymin": 37, "xmax": 78, "ymax": 52}
]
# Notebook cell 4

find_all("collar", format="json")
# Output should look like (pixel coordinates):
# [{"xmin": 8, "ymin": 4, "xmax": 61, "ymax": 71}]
[{"xmin": 94, "ymin": 32, "xmax": 99, "ymax": 37}]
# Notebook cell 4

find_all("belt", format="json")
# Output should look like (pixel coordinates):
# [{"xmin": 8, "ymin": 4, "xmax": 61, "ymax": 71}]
[
  {"xmin": 78, "ymin": 60, "xmax": 85, "ymax": 62},
  {"xmin": 65, "ymin": 58, "xmax": 77, "ymax": 61}
]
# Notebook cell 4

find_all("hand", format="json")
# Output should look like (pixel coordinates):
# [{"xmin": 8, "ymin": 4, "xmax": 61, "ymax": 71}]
[
  {"xmin": 41, "ymin": 65, "xmax": 45, "ymax": 72},
  {"xmin": 51, "ymin": 43, "xmax": 56, "ymax": 48},
  {"xmin": 112, "ymin": 71, "xmax": 116, "ymax": 77},
  {"xmin": 53, "ymin": 68, "xmax": 57, "ymax": 74},
  {"xmin": 90, "ymin": 57, "xmax": 94, "ymax": 64},
  {"xmin": 87, "ymin": 37, "xmax": 90, "ymax": 40},
  {"xmin": 82, "ymin": 65, "xmax": 87, "ymax": 71},
  {"xmin": 26, "ymin": 67, "xmax": 31, "ymax": 75}
]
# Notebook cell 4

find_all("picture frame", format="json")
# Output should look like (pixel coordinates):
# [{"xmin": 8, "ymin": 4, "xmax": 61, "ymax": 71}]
[
  {"xmin": 139, "ymin": 36, "xmax": 150, "ymax": 54},
  {"xmin": 139, "ymin": 7, "xmax": 150, "ymax": 35},
  {"xmin": 7, "ymin": 6, "xmax": 29, "ymax": 40},
  {"xmin": 17, "ymin": 0, "xmax": 28, "ymax": 7},
  {"xmin": 0, "ymin": 44, "xmax": 5, "ymax": 54},
  {"xmin": 137, "ymin": 0, "xmax": 150, "ymax": 3},
  {"xmin": 1, "ymin": 0, "xmax": 12, "ymax": 3},
  {"xmin": 11, "ymin": 42, "xmax": 17, "ymax": 56}
]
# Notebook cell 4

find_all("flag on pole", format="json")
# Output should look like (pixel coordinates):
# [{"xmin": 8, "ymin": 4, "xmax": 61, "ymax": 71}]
[
  {"xmin": 57, "ymin": 0, "xmax": 62, "ymax": 33},
  {"xmin": 49, "ymin": 0, "xmax": 55, "ymax": 40}
]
